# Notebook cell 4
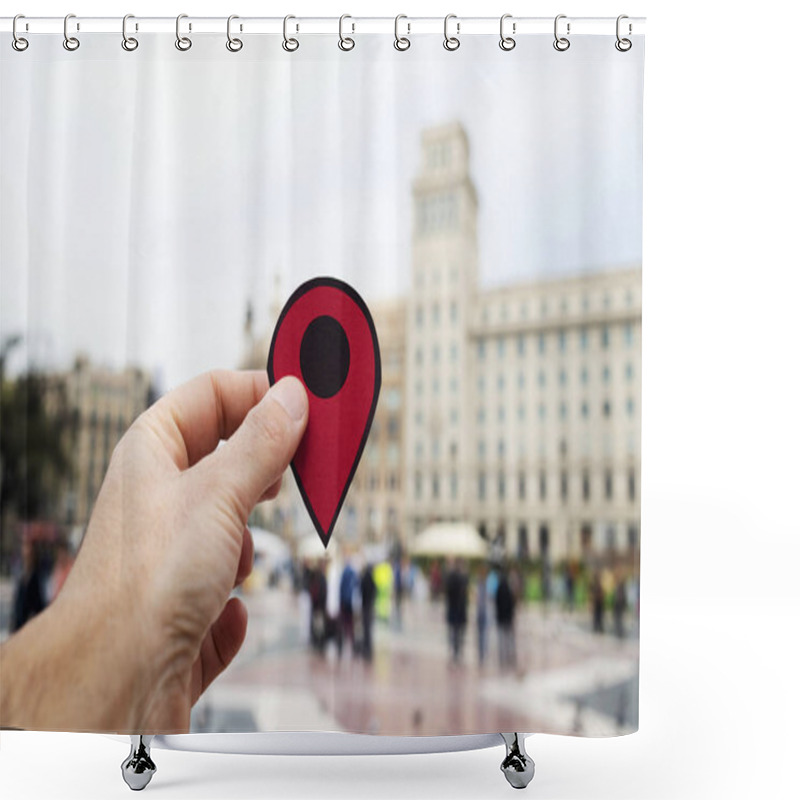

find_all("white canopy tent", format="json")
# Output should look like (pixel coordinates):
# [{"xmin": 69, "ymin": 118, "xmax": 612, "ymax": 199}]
[{"xmin": 409, "ymin": 522, "xmax": 489, "ymax": 559}]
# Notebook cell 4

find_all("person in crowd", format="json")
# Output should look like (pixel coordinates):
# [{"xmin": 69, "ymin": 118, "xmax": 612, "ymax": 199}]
[
  {"xmin": 495, "ymin": 566, "xmax": 517, "ymax": 670},
  {"xmin": 476, "ymin": 563, "xmax": 489, "ymax": 667},
  {"xmin": 308, "ymin": 559, "xmax": 328, "ymax": 655},
  {"xmin": 11, "ymin": 537, "xmax": 48, "ymax": 633},
  {"xmin": 445, "ymin": 558, "xmax": 469, "ymax": 666},
  {"xmin": 613, "ymin": 573, "xmax": 628, "ymax": 639},
  {"xmin": 0, "ymin": 371, "xmax": 310, "ymax": 732},
  {"xmin": 359, "ymin": 562, "xmax": 377, "ymax": 662},
  {"xmin": 591, "ymin": 571, "xmax": 606, "ymax": 633},
  {"xmin": 337, "ymin": 555, "xmax": 358, "ymax": 659}
]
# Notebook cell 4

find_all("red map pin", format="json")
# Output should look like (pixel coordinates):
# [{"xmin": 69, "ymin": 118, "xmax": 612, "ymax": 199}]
[{"xmin": 267, "ymin": 277, "xmax": 381, "ymax": 548}]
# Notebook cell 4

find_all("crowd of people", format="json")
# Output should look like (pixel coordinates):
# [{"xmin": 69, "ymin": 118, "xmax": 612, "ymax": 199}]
[{"xmin": 292, "ymin": 553, "xmax": 638, "ymax": 674}]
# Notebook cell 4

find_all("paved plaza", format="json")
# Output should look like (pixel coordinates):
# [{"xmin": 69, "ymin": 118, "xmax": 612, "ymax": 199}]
[{"xmin": 193, "ymin": 585, "xmax": 639, "ymax": 738}]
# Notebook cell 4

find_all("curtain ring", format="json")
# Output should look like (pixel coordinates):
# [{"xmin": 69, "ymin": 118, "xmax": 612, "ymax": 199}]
[
  {"xmin": 394, "ymin": 14, "xmax": 410, "ymax": 51},
  {"xmin": 615, "ymin": 14, "xmax": 632, "ymax": 51},
  {"xmin": 338, "ymin": 14, "xmax": 355, "ymax": 51},
  {"xmin": 499, "ymin": 14, "xmax": 515, "ymax": 51},
  {"xmin": 283, "ymin": 15, "xmax": 299, "ymax": 52},
  {"xmin": 175, "ymin": 14, "xmax": 192, "ymax": 51},
  {"xmin": 63, "ymin": 13, "xmax": 80, "ymax": 51},
  {"xmin": 122, "ymin": 14, "xmax": 139, "ymax": 51},
  {"xmin": 12, "ymin": 14, "xmax": 29, "ymax": 51},
  {"xmin": 553, "ymin": 14, "xmax": 570, "ymax": 52},
  {"xmin": 443, "ymin": 14, "xmax": 460, "ymax": 51},
  {"xmin": 226, "ymin": 15, "xmax": 243, "ymax": 52}
]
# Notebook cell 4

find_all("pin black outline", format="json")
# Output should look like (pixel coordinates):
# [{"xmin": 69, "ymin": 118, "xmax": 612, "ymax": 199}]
[{"xmin": 267, "ymin": 276, "xmax": 382, "ymax": 548}]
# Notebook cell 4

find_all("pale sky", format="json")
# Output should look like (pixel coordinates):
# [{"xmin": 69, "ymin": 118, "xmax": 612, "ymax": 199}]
[{"xmin": 0, "ymin": 33, "xmax": 643, "ymax": 390}]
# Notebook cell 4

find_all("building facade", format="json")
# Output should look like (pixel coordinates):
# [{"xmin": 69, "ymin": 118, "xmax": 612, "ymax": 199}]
[{"xmin": 404, "ymin": 122, "xmax": 641, "ymax": 564}]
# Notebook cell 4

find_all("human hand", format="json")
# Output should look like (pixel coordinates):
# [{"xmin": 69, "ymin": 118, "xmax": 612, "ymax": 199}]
[{"xmin": 0, "ymin": 371, "xmax": 308, "ymax": 733}]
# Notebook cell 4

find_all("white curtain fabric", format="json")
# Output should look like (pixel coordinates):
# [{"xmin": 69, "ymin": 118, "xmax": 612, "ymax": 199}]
[{"xmin": 2, "ymin": 34, "xmax": 642, "ymax": 391}]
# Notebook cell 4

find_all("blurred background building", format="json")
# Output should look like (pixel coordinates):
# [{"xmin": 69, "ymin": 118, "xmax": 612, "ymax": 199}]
[{"xmin": 241, "ymin": 121, "xmax": 641, "ymax": 567}]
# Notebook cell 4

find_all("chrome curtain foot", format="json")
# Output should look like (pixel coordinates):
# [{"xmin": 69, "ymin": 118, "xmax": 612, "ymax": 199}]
[
  {"xmin": 121, "ymin": 735, "xmax": 156, "ymax": 791},
  {"xmin": 500, "ymin": 733, "xmax": 535, "ymax": 789}
]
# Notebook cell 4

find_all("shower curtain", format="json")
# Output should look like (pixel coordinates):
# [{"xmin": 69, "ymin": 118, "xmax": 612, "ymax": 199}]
[{"xmin": 0, "ymin": 22, "xmax": 644, "ymax": 738}]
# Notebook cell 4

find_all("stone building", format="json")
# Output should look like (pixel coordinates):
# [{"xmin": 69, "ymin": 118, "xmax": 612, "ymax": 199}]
[{"xmin": 404, "ymin": 122, "xmax": 641, "ymax": 564}]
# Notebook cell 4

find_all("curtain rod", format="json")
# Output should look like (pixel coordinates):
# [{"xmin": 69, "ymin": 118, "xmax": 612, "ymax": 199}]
[{"xmin": 1, "ymin": 16, "xmax": 646, "ymax": 37}]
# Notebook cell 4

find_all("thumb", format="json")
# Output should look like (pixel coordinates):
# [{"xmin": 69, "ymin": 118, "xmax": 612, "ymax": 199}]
[{"xmin": 197, "ymin": 376, "xmax": 308, "ymax": 519}]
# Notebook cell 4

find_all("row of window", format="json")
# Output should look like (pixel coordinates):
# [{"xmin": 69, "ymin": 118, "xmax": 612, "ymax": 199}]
[
  {"xmin": 413, "ymin": 468, "xmax": 637, "ymax": 504},
  {"xmin": 477, "ymin": 363, "xmax": 636, "ymax": 391},
  {"xmin": 475, "ymin": 324, "xmax": 637, "ymax": 359},
  {"xmin": 473, "ymin": 397, "xmax": 637, "ymax": 424}
]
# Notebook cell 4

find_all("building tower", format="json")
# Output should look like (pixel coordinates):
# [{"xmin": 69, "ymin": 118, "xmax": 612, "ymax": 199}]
[{"xmin": 405, "ymin": 122, "xmax": 479, "ymax": 535}]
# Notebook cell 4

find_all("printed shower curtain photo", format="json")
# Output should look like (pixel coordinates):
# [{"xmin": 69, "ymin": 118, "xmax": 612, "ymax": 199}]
[{"xmin": 0, "ymin": 31, "xmax": 643, "ymax": 737}]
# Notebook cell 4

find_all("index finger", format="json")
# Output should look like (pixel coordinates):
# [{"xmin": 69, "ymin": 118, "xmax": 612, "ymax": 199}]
[{"xmin": 139, "ymin": 369, "xmax": 270, "ymax": 470}]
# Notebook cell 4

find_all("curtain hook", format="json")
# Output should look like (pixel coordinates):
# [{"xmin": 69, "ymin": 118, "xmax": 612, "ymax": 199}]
[
  {"xmin": 443, "ymin": 14, "xmax": 460, "ymax": 51},
  {"xmin": 122, "ymin": 14, "xmax": 139, "ymax": 51},
  {"xmin": 12, "ymin": 14, "xmax": 29, "ymax": 51},
  {"xmin": 499, "ymin": 14, "xmax": 516, "ymax": 51},
  {"xmin": 175, "ymin": 14, "xmax": 192, "ymax": 51},
  {"xmin": 615, "ymin": 15, "xmax": 632, "ymax": 51},
  {"xmin": 338, "ymin": 14, "xmax": 355, "ymax": 51},
  {"xmin": 553, "ymin": 14, "xmax": 570, "ymax": 52},
  {"xmin": 283, "ymin": 15, "xmax": 299, "ymax": 52},
  {"xmin": 394, "ymin": 14, "xmax": 410, "ymax": 51},
  {"xmin": 226, "ymin": 15, "xmax": 243, "ymax": 52},
  {"xmin": 63, "ymin": 13, "xmax": 80, "ymax": 51}
]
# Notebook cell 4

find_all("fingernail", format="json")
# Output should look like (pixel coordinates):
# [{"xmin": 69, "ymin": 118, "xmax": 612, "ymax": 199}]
[{"xmin": 268, "ymin": 376, "xmax": 307, "ymax": 422}]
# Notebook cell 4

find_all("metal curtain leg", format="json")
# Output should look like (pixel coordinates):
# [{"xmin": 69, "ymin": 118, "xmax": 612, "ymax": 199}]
[
  {"xmin": 121, "ymin": 735, "xmax": 156, "ymax": 791},
  {"xmin": 500, "ymin": 733, "xmax": 535, "ymax": 789}
]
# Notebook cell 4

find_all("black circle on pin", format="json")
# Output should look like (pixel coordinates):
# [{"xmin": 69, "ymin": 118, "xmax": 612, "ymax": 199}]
[{"xmin": 300, "ymin": 315, "xmax": 350, "ymax": 399}]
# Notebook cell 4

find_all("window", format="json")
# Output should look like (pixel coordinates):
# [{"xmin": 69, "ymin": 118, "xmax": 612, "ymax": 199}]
[
  {"xmin": 449, "ymin": 408, "xmax": 458, "ymax": 425},
  {"xmin": 603, "ymin": 365, "xmax": 611, "ymax": 383},
  {"xmin": 450, "ymin": 343, "xmax": 458, "ymax": 362},
  {"xmin": 627, "ymin": 525, "xmax": 639, "ymax": 550},
  {"xmin": 627, "ymin": 398, "xmax": 635, "ymax": 417},
  {"xmin": 517, "ymin": 335, "xmax": 525, "ymax": 356},
  {"xmin": 581, "ymin": 401, "xmax": 589, "ymax": 419},
  {"xmin": 605, "ymin": 469, "xmax": 613, "ymax": 500},
  {"xmin": 517, "ymin": 524, "xmax": 529, "ymax": 560},
  {"xmin": 601, "ymin": 325, "xmax": 610, "ymax": 349},
  {"xmin": 498, "ymin": 472, "xmax": 506, "ymax": 500},
  {"xmin": 497, "ymin": 339, "xmax": 505, "ymax": 358},
  {"xmin": 432, "ymin": 303, "xmax": 440, "ymax": 326},
  {"xmin": 477, "ymin": 338, "xmax": 486, "ymax": 360},
  {"xmin": 628, "ymin": 469, "xmax": 636, "ymax": 501},
  {"xmin": 478, "ymin": 472, "xmax": 486, "ymax": 500},
  {"xmin": 498, "ymin": 375, "xmax": 505, "ymax": 391},
  {"xmin": 388, "ymin": 415, "xmax": 399, "ymax": 436},
  {"xmin": 538, "ymin": 333, "xmax": 546, "ymax": 354},
  {"xmin": 559, "ymin": 368, "xmax": 567, "ymax": 387},
  {"xmin": 538, "ymin": 370, "xmax": 546, "ymax": 388},
  {"xmin": 580, "ymin": 327, "xmax": 589, "ymax": 350},
  {"xmin": 478, "ymin": 440, "xmax": 486, "ymax": 458},
  {"xmin": 606, "ymin": 525, "xmax": 616, "ymax": 551},
  {"xmin": 498, "ymin": 406, "xmax": 505, "ymax": 423},
  {"xmin": 603, "ymin": 400, "xmax": 611, "ymax": 418},
  {"xmin": 478, "ymin": 375, "xmax": 485, "ymax": 393},
  {"xmin": 432, "ymin": 473, "xmax": 440, "ymax": 499},
  {"xmin": 416, "ymin": 347, "xmax": 423, "ymax": 365},
  {"xmin": 625, "ymin": 323, "xmax": 634, "ymax": 346},
  {"xmin": 559, "ymin": 402, "xmax": 568, "ymax": 420},
  {"xmin": 415, "ymin": 471, "xmax": 422, "ymax": 499},
  {"xmin": 450, "ymin": 472, "xmax": 458, "ymax": 500},
  {"xmin": 498, "ymin": 439, "xmax": 505, "ymax": 458},
  {"xmin": 558, "ymin": 329, "xmax": 567, "ymax": 352},
  {"xmin": 432, "ymin": 345, "xmax": 440, "ymax": 363},
  {"xmin": 581, "ymin": 366, "xmax": 589, "ymax": 385},
  {"xmin": 477, "ymin": 407, "xmax": 486, "ymax": 424},
  {"xmin": 539, "ymin": 471, "xmax": 547, "ymax": 500},
  {"xmin": 518, "ymin": 372, "xmax": 525, "ymax": 389},
  {"xmin": 518, "ymin": 471, "xmax": 526, "ymax": 500},
  {"xmin": 416, "ymin": 305, "xmax": 424, "ymax": 326},
  {"xmin": 518, "ymin": 405, "xmax": 525, "ymax": 421},
  {"xmin": 450, "ymin": 302, "xmax": 458, "ymax": 323},
  {"xmin": 560, "ymin": 471, "xmax": 568, "ymax": 502},
  {"xmin": 626, "ymin": 362, "xmax": 634, "ymax": 380},
  {"xmin": 538, "ymin": 403, "xmax": 546, "ymax": 420},
  {"xmin": 582, "ymin": 470, "xmax": 591, "ymax": 501}
]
